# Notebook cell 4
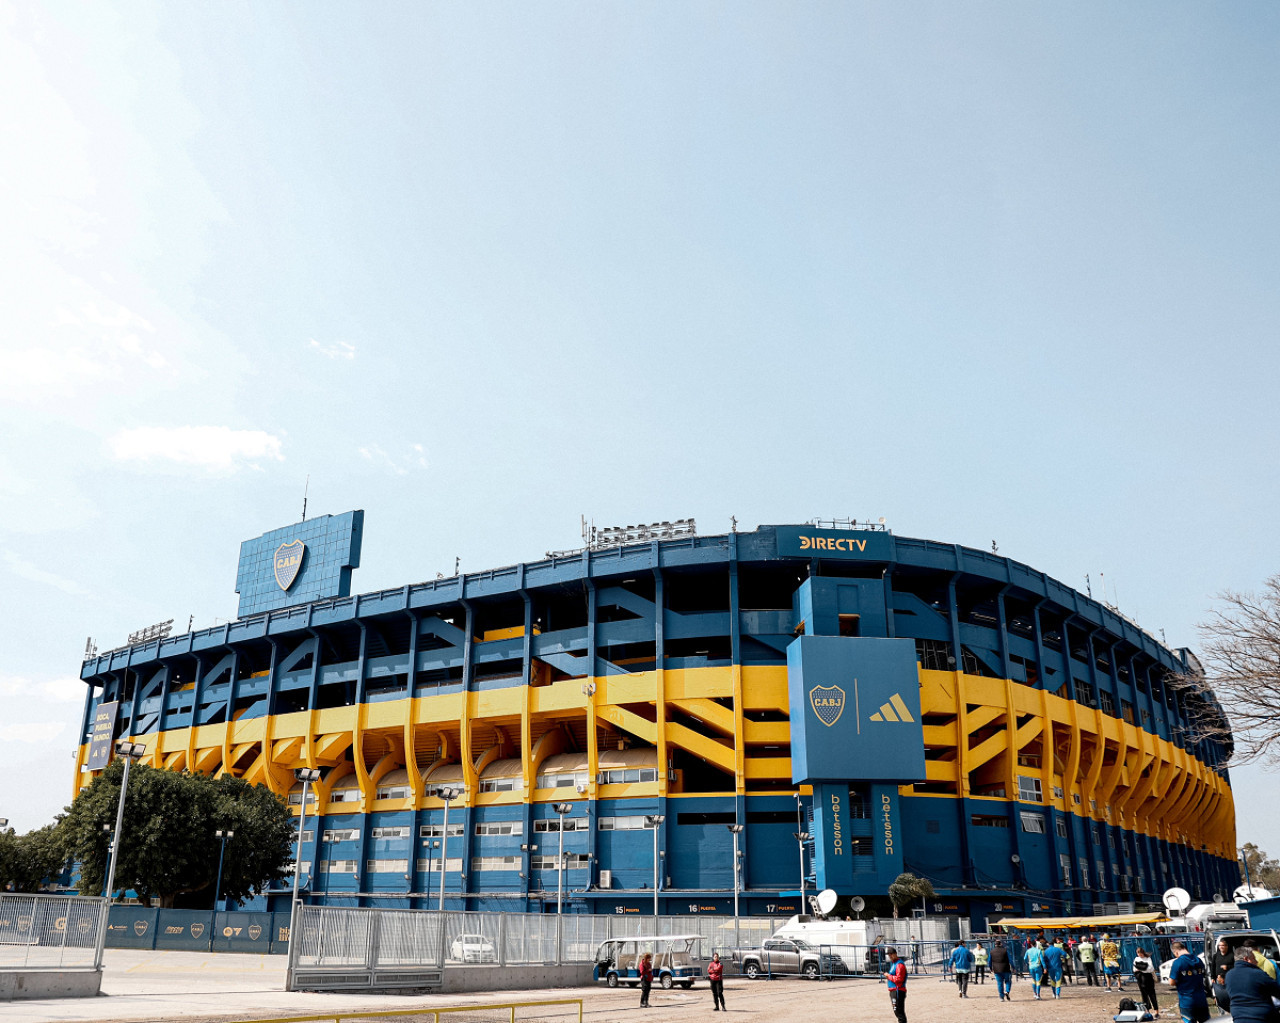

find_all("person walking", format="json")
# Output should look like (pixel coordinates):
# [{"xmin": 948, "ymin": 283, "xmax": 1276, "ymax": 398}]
[
  {"xmin": 1209, "ymin": 936, "xmax": 1235, "ymax": 1012},
  {"xmin": 991, "ymin": 939, "xmax": 1014, "ymax": 1002},
  {"xmin": 1041, "ymin": 939, "xmax": 1066, "ymax": 999},
  {"xmin": 708, "ymin": 952, "xmax": 726, "ymax": 1011},
  {"xmin": 885, "ymin": 947, "xmax": 908, "ymax": 1023},
  {"xmin": 1225, "ymin": 950, "xmax": 1280, "ymax": 1023},
  {"xmin": 1099, "ymin": 933, "xmax": 1123, "ymax": 992},
  {"xmin": 638, "ymin": 952, "xmax": 653, "ymax": 1008},
  {"xmin": 974, "ymin": 943, "xmax": 988, "ymax": 984},
  {"xmin": 1026, "ymin": 939, "xmax": 1045, "ymax": 1000},
  {"xmin": 1132, "ymin": 947, "xmax": 1159, "ymax": 1013},
  {"xmin": 1167, "ymin": 939, "xmax": 1210, "ymax": 1023},
  {"xmin": 950, "ymin": 940, "xmax": 974, "ymax": 998},
  {"xmin": 1078, "ymin": 935, "xmax": 1097, "ymax": 986}
]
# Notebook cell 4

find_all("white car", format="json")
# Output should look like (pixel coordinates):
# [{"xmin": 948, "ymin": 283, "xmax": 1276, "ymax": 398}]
[{"xmin": 450, "ymin": 933, "xmax": 497, "ymax": 963}]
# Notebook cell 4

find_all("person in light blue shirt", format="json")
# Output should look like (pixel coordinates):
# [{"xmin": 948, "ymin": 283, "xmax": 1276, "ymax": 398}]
[
  {"xmin": 1025, "ymin": 939, "xmax": 1045, "ymax": 1000},
  {"xmin": 1040, "ymin": 941, "xmax": 1066, "ymax": 999},
  {"xmin": 950, "ymin": 941, "xmax": 975, "ymax": 999}
]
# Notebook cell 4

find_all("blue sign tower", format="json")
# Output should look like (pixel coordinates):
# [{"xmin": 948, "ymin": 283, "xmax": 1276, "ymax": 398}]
[{"xmin": 235, "ymin": 511, "xmax": 364, "ymax": 618}]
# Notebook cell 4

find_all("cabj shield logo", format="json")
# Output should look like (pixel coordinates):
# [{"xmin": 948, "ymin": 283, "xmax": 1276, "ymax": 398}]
[
  {"xmin": 809, "ymin": 684, "xmax": 846, "ymax": 727},
  {"xmin": 248, "ymin": 923, "xmax": 263, "ymax": 941},
  {"xmin": 273, "ymin": 540, "xmax": 306, "ymax": 591}
]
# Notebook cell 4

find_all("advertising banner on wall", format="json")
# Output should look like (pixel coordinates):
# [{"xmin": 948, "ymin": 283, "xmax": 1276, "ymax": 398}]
[{"xmin": 85, "ymin": 701, "xmax": 119, "ymax": 770}]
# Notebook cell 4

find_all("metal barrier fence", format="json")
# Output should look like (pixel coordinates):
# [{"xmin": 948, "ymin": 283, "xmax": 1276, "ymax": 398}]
[
  {"xmin": 0, "ymin": 893, "xmax": 107, "ymax": 971},
  {"xmin": 288, "ymin": 904, "xmax": 449, "ymax": 991}
]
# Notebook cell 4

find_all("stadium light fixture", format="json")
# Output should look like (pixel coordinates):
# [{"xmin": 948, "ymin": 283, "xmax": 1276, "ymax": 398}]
[
  {"xmin": 793, "ymin": 831, "xmax": 811, "ymax": 912},
  {"xmin": 214, "ymin": 829, "xmax": 235, "ymax": 910},
  {"xmin": 645, "ymin": 815, "xmax": 666, "ymax": 918},
  {"xmin": 93, "ymin": 741, "xmax": 145, "ymax": 970},
  {"xmin": 285, "ymin": 767, "xmax": 320, "ymax": 988},
  {"xmin": 0, "ymin": 818, "xmax": 7, "ymax": 829},
  {"xmin": 553, "ymin": 802, "xmax": 574, "ymax": 914},
  {"xmin": 727, "ymin": 825, "xmax": 744, "ymax": 919},
  {"xmin": 437, "ymin": 787, "xmax": 462, "ymax": 911}
]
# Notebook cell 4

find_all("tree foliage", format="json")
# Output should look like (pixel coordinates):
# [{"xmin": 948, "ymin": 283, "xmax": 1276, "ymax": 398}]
[
  {"xmin": 1241, "ymin": 843, "xmax": 1280, "ymax": 892},
  {"xmin": 0, "ymin": 822, "xmax": 70, "ymax": 892},
  {"xmin": 61, "ymin": 761, "xmax": 295, "ymax": 908},
  {"xmin": 887, "ymin": 872, "xmax": 935, "ymax": 918},
  {"xmin": 1189, "ymin": 573, "xmax": 1280, "ymax": 764}
]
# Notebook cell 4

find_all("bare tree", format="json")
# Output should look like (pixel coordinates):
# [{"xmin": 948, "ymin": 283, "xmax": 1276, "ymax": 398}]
[{"xmin": 1190, "ymin": 573, "xmax": 1280, "ymax": 765}]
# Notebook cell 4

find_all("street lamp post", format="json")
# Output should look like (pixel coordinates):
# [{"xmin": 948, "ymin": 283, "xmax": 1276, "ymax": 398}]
[
  {"xmin": 553, "ymin": 803, "xmax": 573, "ymax": 914},
  {"xmin": 437, "ymin": 787, "xmax": 461, "ymax": 912},
  {"xmin": 727, "ymin": 825, "xmax": 744, "ymax": 919},
  {"xmin": 793, "ymin": 830, "xmax": 810, "ymax": 913},
  {"xmin": 288, "ymin": 765, "xmax": 321, "ymax": 980},
  {"xmin": 100, "ymin": 825, "xmax": 113, "ymax": 898},
  {"xmin": 645, "ymin": 815, "xmax": 666, "ymax": 919},
  {"xmin": 214, "ymin": 829, "xmax": 235, "ymax": 910},
  {"xmin": 93, "ymin": 741, "xmax": 145, "ymax": 971}
]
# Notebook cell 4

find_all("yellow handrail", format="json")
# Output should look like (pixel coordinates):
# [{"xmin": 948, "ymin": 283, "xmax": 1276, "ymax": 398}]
[{"xmin": 243, "ymin": 998, "xmax": 583, "ymax": 1023}]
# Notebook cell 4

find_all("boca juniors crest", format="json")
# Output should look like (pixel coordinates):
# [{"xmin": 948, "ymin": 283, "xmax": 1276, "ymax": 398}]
[
  {"xmin": 809, "ymin": 684, "xmax": 846, "ymax": 727},
  {"xmin": 273, "ymin": 540, "xmax": 306, "ymax": 591}
]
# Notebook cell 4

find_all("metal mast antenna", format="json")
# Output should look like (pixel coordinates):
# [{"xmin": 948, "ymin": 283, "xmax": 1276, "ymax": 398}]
[{"xmin": 301, "ymin": 475, "xmax": 309, "ymax": 522}]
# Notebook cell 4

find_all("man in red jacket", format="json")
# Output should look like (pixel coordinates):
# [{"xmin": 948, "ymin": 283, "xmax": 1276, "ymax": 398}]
[
  {"xmin": 885, "ymin": 947, "xmax": 908, "ymax": 1023},
  {"xmin": 708, "ymin": 952, "xmax": 726, "ymax": 1010}
]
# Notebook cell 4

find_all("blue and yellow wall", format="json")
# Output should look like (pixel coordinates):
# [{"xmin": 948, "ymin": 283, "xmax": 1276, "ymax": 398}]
[{"xmin": 75, "ymin": 524, "xmax": 1238, "ymax": 927}]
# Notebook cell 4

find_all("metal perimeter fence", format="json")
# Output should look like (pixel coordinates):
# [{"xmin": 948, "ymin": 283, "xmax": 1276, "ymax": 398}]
[
  {"xmin": 0, "ymin": 893, "xmax": 108, "ymax": 972},
  {"xmin": 287, "ymin": 905, "xmax": 783, "ymax": 991}
]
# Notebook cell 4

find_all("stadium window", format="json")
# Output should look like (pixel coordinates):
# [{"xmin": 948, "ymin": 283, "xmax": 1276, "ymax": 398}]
[
  {"xmin": 849, "ymin": 837, "xmax": 872, "ymax": 855},
  {"xmin": 292, "ymin": 829, "xmax": 314, "ymax": 844},
  {"xmin": 1091, "ymin": 825, "xmax": 1100, "ymax": 845},
  {"xmin": 598, "ymin": 768, "xmax": 658, "ymax": 785},
  {"xmin": 531, "ymin": 854, "xmax": 590, "ymax": 870},
  {"xmin": 915, "ymin": 639, "xmax": 952, "ymax": 672},
  {"xmin": 322, "ymin": 829, "xmax": 360, "ymax": 843},
  {"xmin": 288, "ymin": 791, "xmax": 316, "ymax": 806},
  {"xmin": 474, "ymin": 820, "xmax": 523, "ymax": 836},
  {"xmin": 375, "ymin": 785, "xmax": 410, "ymax": 800},
  {"xmin": 1097, "ymin": 859, "xmax": 1106, "ymax": 879},
  {"xmin": 971, "ymin": 815, "xmax": 1009, "ymax": 829},
  {"xmin": 419, "ymin": 823, "xmax": 464, "ymax": 838},
  {"xmin": 1099, "ymin": 691, "xmax": 1116, "ymax": 716},
  {"xmin": 838, "ymin": 614, "xmax": 860, "ymax": 637},
  {"xmin": 365, "ymin": 859, "xmax": 408, "ymax": 873},
  {"xmin": 470, "ymin": 856, "xmax": 519, "ymax": 871},
  {"xmin": 1059, "ymin": 853, "xmax": 1071, "ymax": 885},
  {"xmin": 1079, "ymin": 858, "xmax": 1090, "ymax": 886},
  {"xmin": 1019, "ymin": 812, "xmax": 1045, "ymax": 834},
  {"xmin": 1016, "ymin": 775, "xmax": 1043, "ymax": 802},
  {"xmin": 536, "ymin": 770, "xmax": 589, "ymax": 789},
  {"xmin": 477, "ymin": 777, "xmax": 522, "ymax": 793},
  {"xmin": 371, "ymin": 826, "xmax": 409, "ymax": 840},
  {"xmin": 1121, "ymin": 701, "xmax": 1135, "ymax": 724},
  {"xmin": 1056, "ymin": 817, "xmax": 1068, "ymax": 839},
  {"xmin": 1074, "ymin": 681, "xmax": 1095, "ymax": 707},
  {"xmin": 597, "ymin": 816, "xmax": 647, "ymax": 831},
  {"xmin": 534, "ymin": 817, "xmax": 588, "ymax": 832},
  {"xmin": 416, "ymin": 857, "xmax": 463, "ymax": 873},
  {"xmin": 330, "ymin": 789, "xmax": 360, "ymax": 803},
  {"xmin": 321, "ymin": 859, "xmax": 357, "ymax": 873}
]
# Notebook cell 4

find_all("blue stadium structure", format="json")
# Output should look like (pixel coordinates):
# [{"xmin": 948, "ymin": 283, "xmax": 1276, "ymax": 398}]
[{"xmin": 76, "ymin": 517, "xmax": 1237, "ymax": 930}]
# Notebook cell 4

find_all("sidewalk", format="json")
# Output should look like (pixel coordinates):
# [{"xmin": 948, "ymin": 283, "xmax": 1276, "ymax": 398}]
[{"xmin": 3, "ymin": 949, "xmax": 524, "ymax": 1023}]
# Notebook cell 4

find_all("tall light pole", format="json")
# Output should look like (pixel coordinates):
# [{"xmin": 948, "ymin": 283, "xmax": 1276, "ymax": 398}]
[
  {"xmin": 289, "ymin": 765, "xmax": 320, "ymax": 969},
  {"xmin": 553, "ymin": 802, "xmax": 573, "ymax": 914},
  {"xmin": 645, "ymin": 814, "xmax": 665, "ymax": 919},
  {"xmin": 213, "ymin": 829, "xmax": 235, "ymax": 910},
  {"xmin": 793, "ymin": 830, "xmax": 810, "ymax": 913},
  {"xmin": 103, "ymin": 742, "xmax": 146, "ymax": 903},
  {"xmin": 727, "ymin": 824, "xmax": 744, "ymax": 919},
  {"xmin": 437, "ymin": 786, "xmax": 461, "ymax": 912},
  {"xmin": 93, "ymin": 741, "xmax": 145, "ymax": 971}
]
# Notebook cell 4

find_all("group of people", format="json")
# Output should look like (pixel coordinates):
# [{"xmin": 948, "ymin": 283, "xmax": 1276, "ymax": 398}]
[
  {"xmin": 631, "ymin": 950, "xmax": 727, "ymax": 1011},
  {"xmin": 1200, "ymin": 936, "xmax": 1280, "ymax": 1023}
]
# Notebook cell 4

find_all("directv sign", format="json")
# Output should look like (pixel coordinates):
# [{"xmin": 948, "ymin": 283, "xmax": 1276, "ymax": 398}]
[
  {"xmin": 235, "ymin": 511, "xmax": 364, "ymax": 618},
  {"xmin": 785, "ymin": 636, "xmax": 925, "ymax": 784},
  {"xmin": 775, "ymin": 526, "xmax": 893, "ymax": 560}
]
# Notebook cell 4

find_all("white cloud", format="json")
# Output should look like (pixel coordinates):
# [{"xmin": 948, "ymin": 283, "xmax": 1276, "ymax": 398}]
[
  {"xmin": 109, "ymin": 425, "xmax": 283, "ymax": 472},
  {"xmin": 358, "ymin": 442, "xmax": 428, "ymax": 476},
  {"xmin": 309, "ymin": 339, "xmax": 356, "ymax": 360},
  {"xmin": 0, "ymin": 721, "xmax": 66, "ymax": 745},
  {"xmin": 0, "ymin": 674, "xmax": 84, "ymax": 704},
  {"xmin": 3, "ymin": 550, "xmax": 90, "ymax": 596}
]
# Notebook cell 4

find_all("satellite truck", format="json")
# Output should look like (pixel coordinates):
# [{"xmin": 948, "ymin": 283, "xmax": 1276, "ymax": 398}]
[{"xmin": 1154, "ymin": 885, "xmax": 1258, "ymax": 934}]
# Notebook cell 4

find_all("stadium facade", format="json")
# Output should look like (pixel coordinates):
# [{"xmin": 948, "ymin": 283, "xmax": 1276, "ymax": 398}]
[{"xmin": 75, "ymin": 517, "xmax": 1238, "ymax": 929}]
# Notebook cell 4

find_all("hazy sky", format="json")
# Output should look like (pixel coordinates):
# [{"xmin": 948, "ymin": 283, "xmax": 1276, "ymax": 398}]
[{"xmin": 2, "ymin": 4, "xmax": 1278, "ymax": 865}]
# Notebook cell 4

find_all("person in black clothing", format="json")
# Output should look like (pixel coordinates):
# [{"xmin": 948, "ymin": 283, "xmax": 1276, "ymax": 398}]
[
  {"xmin": 1210, "ymin": 937, "xmax": 1236, "ymax": 1012},
  {"xmin": 1132, "ymin": 947, "xmax": 1159, "ymax": 1012},
  {"xmin": 990, "ymin": 940, "xmax": 1013, "ymax": 1002},
  {"xmin": 1224, "ymin": 950, "xmax": 1280, "ymax": 1023}
]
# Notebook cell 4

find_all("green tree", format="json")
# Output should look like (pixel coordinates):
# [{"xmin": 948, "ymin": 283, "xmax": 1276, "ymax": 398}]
[
  {"xmin": 0, "ymin": 822, "xmax": 70, "ymax": 892},
  {"xmin": 61, "ymin": 761, "xmax": 294, "ymax": 907},
  {"xmin": 1241, "ymin": 843, "xmax": 1280, "ymax": 892},
  {"xmin": 887, "ymin": 872, "xmax": 935, "ymax": 918}
]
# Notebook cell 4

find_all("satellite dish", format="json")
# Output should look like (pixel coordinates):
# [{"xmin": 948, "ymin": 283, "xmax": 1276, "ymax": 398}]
[
  {"xmin": 1163, "ymin": 887, "xmax": 1192, "ymax": 913},
  {"xmin": 1213, "ymin": 893, "xmax": 1225, "ymax": 903},
  {"xmin": 850, "ymin": 896, "xmax": 866, "ymax": 912},
  {"xmin": 816, "ymin": 889, "xmax": 838, "ymax": 916},
  {"xmin": 1235, "ymin": 885, "xmax": 1272, "ymax": 903}
]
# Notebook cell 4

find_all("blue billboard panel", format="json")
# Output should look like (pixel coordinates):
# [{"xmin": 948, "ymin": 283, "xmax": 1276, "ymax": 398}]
[
  {"xmin": 786, "ymin": 636, "xmax": 925, "ymax": 784},
  {"xmin": 86, "ymin": 701, "xmax": 118, "ymax": 770},
  {"xmin": 235, "ymin": 511, "xmax": 363, "ymax": 618},
  {"xmin": 775, "ymin": 526, "xmax": 893, "ymax": 560}
]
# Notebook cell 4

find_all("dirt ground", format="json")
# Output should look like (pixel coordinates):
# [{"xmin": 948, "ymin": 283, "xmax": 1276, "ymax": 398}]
[{"xmin": 111, "ymin": 974, "xmax": 1196, "ymax": 1023}]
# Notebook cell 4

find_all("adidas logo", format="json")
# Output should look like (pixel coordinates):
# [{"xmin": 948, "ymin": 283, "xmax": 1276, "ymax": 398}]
[{"xmin": 869, "ymin": 693, "xmax": 915, "ymax": 723}]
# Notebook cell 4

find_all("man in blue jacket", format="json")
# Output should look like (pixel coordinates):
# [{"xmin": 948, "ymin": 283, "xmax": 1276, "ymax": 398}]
[
  {"xmin": 950, "ymin": 940, "xmax": 975, "ymax": 999},
  {"xmin": 1224, "ymin": 950, "xmax": 1280, "ymax": 1023},
  {"xmin": 1041, "ymin": 940, "xmax": 1066, "ymax": 999}
]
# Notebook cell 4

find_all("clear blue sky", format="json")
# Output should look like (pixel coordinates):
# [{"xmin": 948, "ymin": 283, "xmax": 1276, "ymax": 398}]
[{"xmin": 2, "ymin": 3, "xmax": 1278, "ymax": 865}]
